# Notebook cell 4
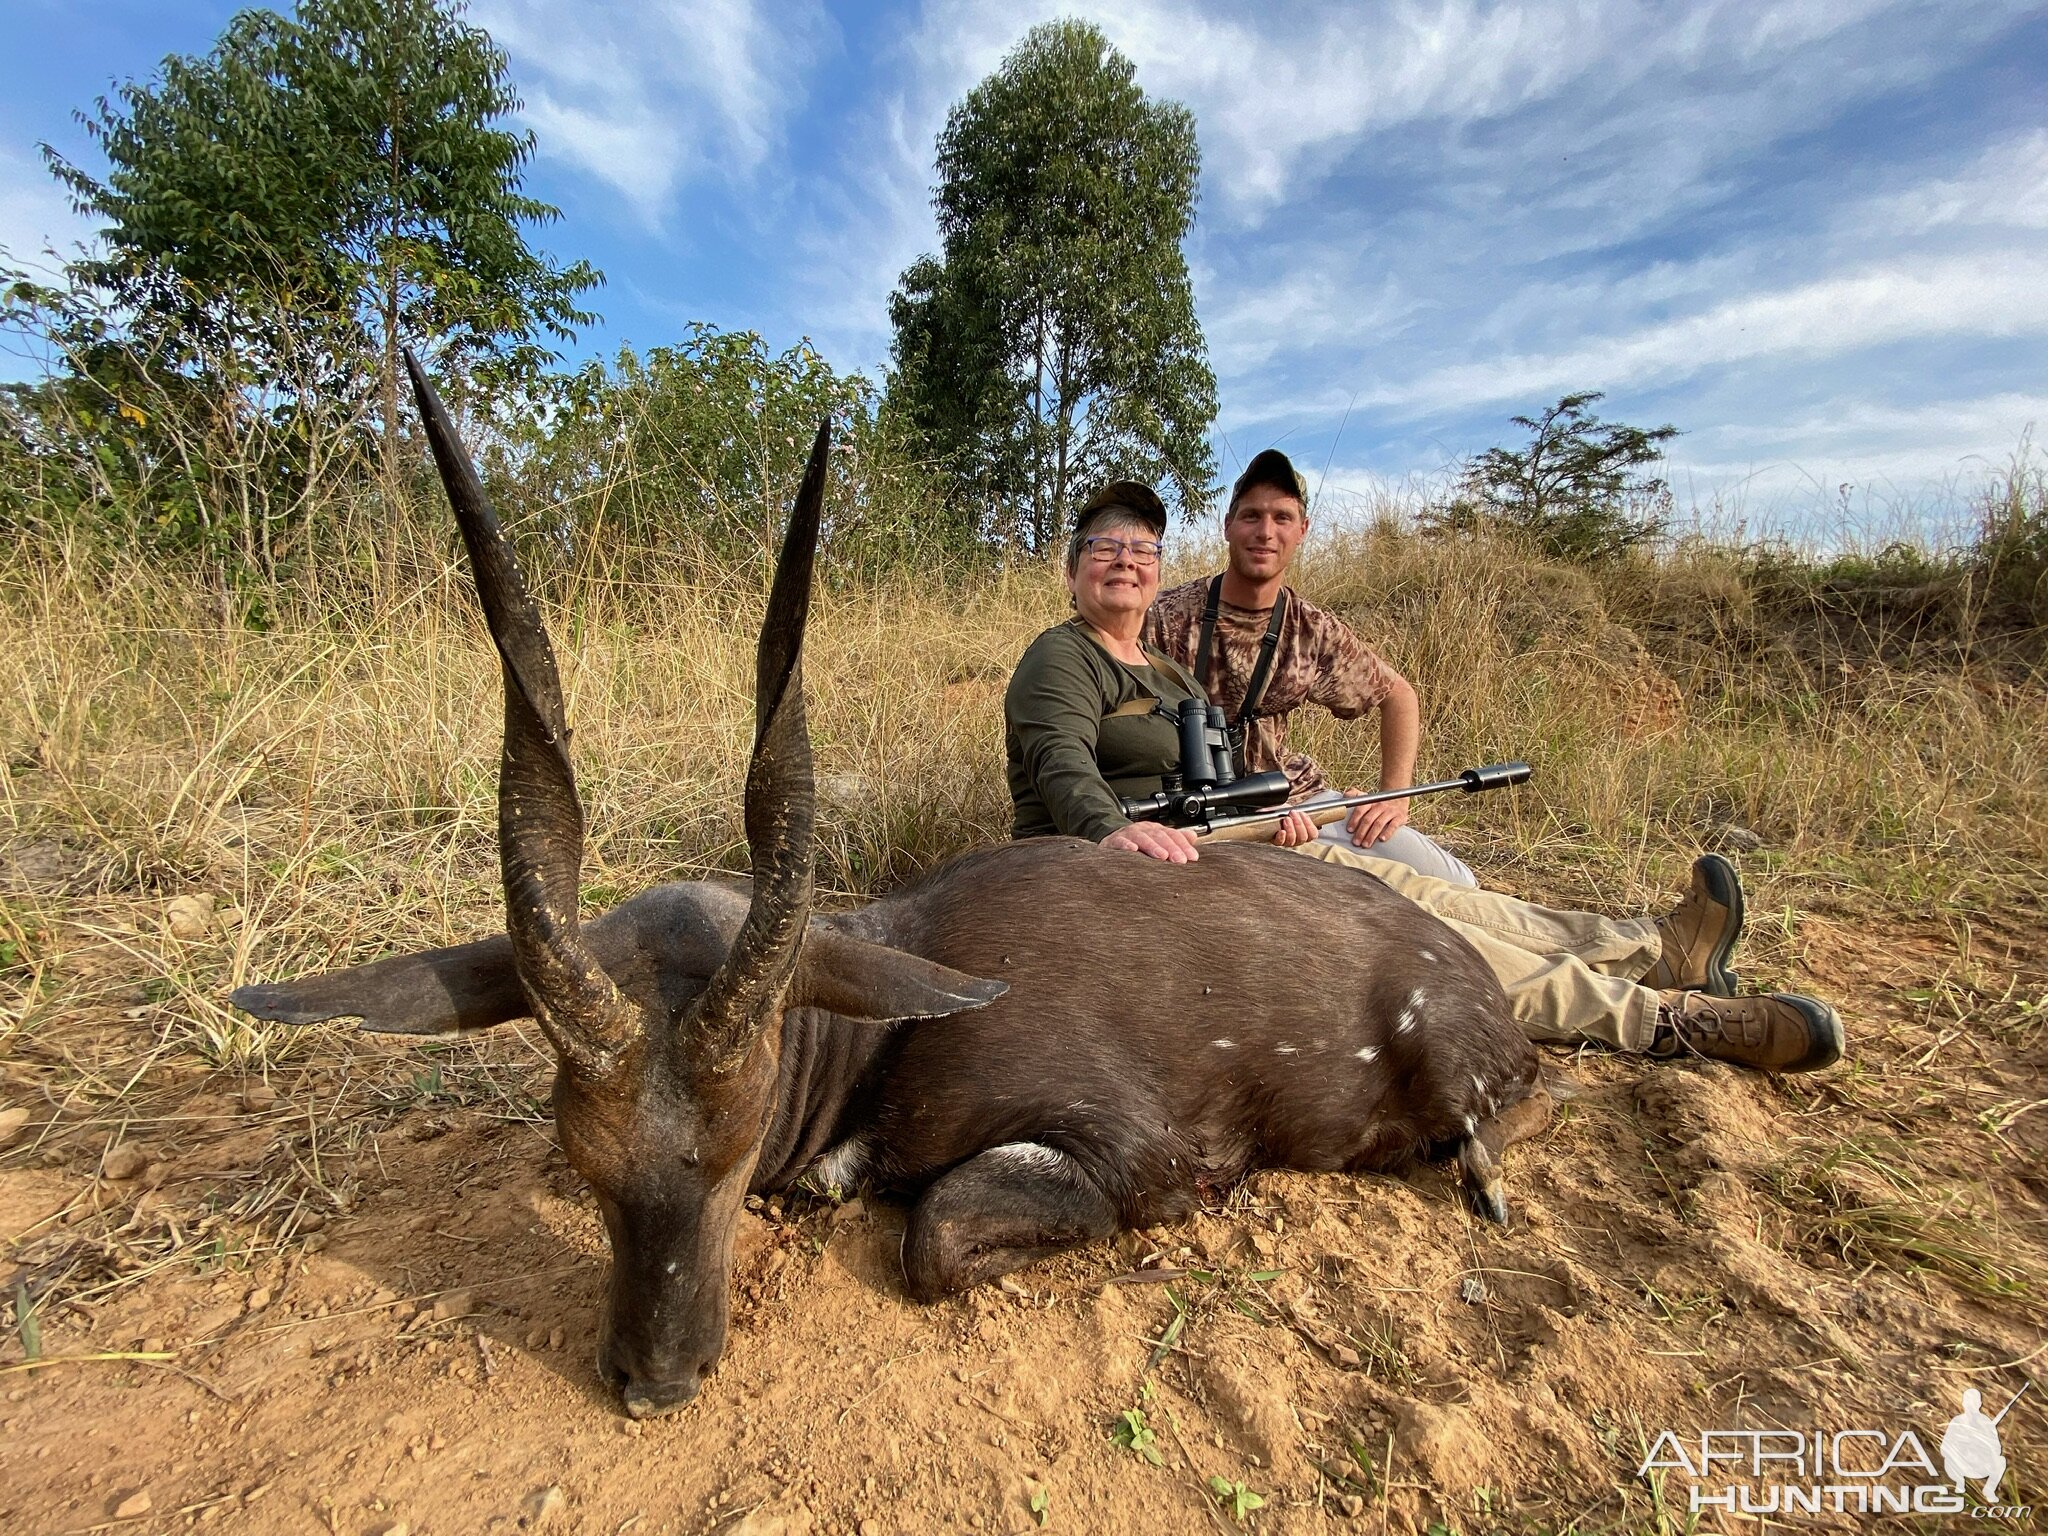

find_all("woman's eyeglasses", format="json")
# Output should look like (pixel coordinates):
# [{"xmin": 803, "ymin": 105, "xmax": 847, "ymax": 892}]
[{"xmin": 1082, "ymin": 535, "xmax": 1163, "ymax": 566}]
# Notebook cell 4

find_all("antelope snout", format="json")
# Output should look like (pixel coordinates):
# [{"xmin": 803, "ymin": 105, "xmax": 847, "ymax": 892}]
[{"xmin": 599, "ymin": 1336, "xmax": 719, "ymax": 1419}]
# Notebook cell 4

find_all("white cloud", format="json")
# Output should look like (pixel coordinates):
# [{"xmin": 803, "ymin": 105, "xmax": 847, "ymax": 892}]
[
  {"xmin": 1372, "ymin": 251, "xmax": 2048, "ymax": 416},
  {"xmin": 472, "ymin": 0, "xmax": 823, "ymax": 225},
  {"xmin": 1856, "ymin": 130, "xmax": 2048, "ymax": 235}
]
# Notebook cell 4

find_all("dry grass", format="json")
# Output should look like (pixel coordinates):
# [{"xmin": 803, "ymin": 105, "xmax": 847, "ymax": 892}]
[{"xmin": 3, "ymin": 512, "xmax": 2043, "ymax": 1071}]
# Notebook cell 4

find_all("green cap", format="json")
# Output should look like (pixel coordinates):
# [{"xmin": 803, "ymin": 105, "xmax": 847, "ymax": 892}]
[
  {"xmin": 1075, "ymin": 479, "xmax": 1169, "ymax": 538},
  {"xmin": 1230, "ymin": 448, "xmax": 1308, "ymax": 512}
]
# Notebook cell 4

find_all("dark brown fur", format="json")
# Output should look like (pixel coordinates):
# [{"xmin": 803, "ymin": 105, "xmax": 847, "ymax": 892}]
[{"xmin": 233, "ymin": 360, "xmax": 1548, "ymax": 1418}]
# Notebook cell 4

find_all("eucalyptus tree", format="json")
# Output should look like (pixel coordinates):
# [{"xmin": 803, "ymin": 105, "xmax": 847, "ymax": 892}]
[{"xmin": 888, "ymin": 20, "xmax": 1217, "ymax": 553}]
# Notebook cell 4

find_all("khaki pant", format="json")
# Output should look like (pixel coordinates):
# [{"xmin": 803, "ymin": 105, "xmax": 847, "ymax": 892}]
[{"xmin": 1288, "ymin": 842, "xmax": 1663, "ymax": 1051}]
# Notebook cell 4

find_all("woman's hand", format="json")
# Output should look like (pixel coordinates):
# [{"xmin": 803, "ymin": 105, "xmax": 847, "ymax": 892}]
[
  {"xmin": 1101, "ymin": 822, "xmax": 1202, "ymax": 863},
  {"xmin": 1271, "ymin": 809, "xmax": 1319, "ymax": 847}
]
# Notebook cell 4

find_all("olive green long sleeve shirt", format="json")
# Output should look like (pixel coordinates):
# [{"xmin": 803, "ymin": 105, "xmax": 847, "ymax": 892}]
[{"xmin": 1005, "ymin": 619, "xmax": 1204, "ymax": 842}]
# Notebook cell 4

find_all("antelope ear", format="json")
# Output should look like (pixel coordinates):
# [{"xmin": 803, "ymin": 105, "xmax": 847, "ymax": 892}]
[
  {"xmin": 794, "ymin": 931, "xmax": 1006, "ymax": 1025},
  {"xmin": 230, "ymin": 935, "xmax": 526, "ymax": 1037}
]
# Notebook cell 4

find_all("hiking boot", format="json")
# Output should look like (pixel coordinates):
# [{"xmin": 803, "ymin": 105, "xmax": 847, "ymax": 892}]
[
  {"xmin": 1643, "ymin": 854, "xmax": 1744, "ymax": 996},
  {"xmin": 1650, "ymin": 990, "xmax": 1844, "ymax": 1073}
]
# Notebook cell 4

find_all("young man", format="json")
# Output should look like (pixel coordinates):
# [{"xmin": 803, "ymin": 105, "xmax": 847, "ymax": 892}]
[
  {"xmin": 1147, "ymin": 448, "xmax": 1476, "ymax": 885},
  {"xmin": 1145, "ymin": 451, "xmax": 1843, "ymax": 1074}
]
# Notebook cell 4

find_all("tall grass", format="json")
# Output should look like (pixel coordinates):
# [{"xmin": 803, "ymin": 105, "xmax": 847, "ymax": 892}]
[{"xmin": 1, "ymin": 469, "xmax": 2043, "ymax": 1062}]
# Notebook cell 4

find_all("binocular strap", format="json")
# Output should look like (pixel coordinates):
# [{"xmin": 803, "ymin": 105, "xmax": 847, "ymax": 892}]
[{"xmin": 1196, "ymin": 574, "xmax": 1287, "ymax": 728}]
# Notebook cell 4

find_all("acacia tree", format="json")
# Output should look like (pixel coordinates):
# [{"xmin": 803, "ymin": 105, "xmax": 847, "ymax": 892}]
[
  {"xmin": 1432, "ymin": 392, "xmax": 1680, "ymax": 563},
  {"xmin": 887, "ymin": 20, "xmax": 1217, "ymax": 553},
  {"xmin": 44, "ymin": 0, "xmax": 598, "ymax": 482}
]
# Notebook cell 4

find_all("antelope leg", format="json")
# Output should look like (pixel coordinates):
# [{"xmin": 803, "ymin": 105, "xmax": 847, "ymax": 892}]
[
  {"xmin": 1459, "ymin": 1085, "xmax": 1555, "ymax": 1226},
  {"xmin": 901, "ymin": 1143, "xmax": 1119, "ymax": 1302}
]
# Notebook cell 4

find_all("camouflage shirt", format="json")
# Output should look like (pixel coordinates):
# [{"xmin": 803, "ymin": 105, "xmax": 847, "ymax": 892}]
[{"xmin": 1147, "ymin": 578, "xmax": 1399, "ymax": 798}]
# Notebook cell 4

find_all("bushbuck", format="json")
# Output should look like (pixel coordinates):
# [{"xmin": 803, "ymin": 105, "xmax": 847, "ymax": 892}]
[{"xmin": 234, "ymin": 357, "xmax": 1550, "ymax": 1418}]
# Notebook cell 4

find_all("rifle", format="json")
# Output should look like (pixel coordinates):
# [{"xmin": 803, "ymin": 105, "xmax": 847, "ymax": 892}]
[{"xmin": 1124, "ymin": 761, "xmax": 1532, "ymax": 843}]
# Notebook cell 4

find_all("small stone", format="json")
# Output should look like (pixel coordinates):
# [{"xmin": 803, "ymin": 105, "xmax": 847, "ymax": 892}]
[
  {"xmin": 1710, "ymin": 822, "xmax": 1764, "ymax": 853},
  {"xmin": 111, "ymin": 1488, "xmax": 153, "ymax": 1519},
  {"xmin": 164, "ymin": 893, "xmax": 216, "ymax": 940},
  {"xmin": 1339, "ymin": 1493, "xmax": 1365, "ymax": 1517},
  {"xmin": 1459, "ymin": 1275, "xmax": 1488, "ymax": 1305},
  {"xmin": 522, "ymin": 1484, "xmax": 564, "ymax": 1525},
  {"xmin": 431, "ymin": 1289, "xmax": 473, "ymax": 1323},
  {"xmin": 547, "ymin": 1328, "xmax": 564, "ymax": 1351},
  {"xmin": 0, "ymin": 1106, "xmax": 29, "ymax": 1147},
  {"xmin": 303, "ymin": 1234, "xmax": 329, "ymax": 1254},
  {"xmin": 240, "ymin": 1083, "xmax": 279, "ymax": 1112},
  {"xmin": 245, "ymin": 1287, "xmax": 272, "ymax": 1313},
  {"xmin": 525, "ymin": 1328, "xmax": 548, "ymax": 1349},
  {"xmin": 1329, "ymin": 1343, "xmax": 1361, "ymax": 1368},
  {"xmin": 829, "ymin": 1198, "xmax": 866, "ymax": 1227},
  {"xmin": 102, "ymin": 1144, "xmax": 148, "ymax": 1181},
  {"xmin": 367, "ymin": 1523, "xmax": 408, "ymax": 1536}
]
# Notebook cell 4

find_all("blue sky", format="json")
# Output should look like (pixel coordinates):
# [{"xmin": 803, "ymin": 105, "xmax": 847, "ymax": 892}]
[{"xmin": 4, "ymin": 0, "xmax": 2046, "ymax": 537}]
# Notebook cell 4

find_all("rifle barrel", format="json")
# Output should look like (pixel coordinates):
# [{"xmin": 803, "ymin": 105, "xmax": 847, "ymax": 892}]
[{"xmin": 1195, "ymin": 762, "xmax": 1530, "ymax": 843}]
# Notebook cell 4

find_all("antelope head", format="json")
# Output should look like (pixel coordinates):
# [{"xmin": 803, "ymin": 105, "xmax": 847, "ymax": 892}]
[{"xmin": 237, "ymin": 357, "xmax": 1003, "ymax": 1417}]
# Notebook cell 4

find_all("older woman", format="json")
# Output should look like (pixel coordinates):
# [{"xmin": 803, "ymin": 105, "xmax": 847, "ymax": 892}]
[
  {"xmin": 1002, "ymin": 478, "xmax": 1844, "ymax": 1076},
  {"xmin": 1004, "ymin": 480, "xmax": 1316, "ymax": 863}
]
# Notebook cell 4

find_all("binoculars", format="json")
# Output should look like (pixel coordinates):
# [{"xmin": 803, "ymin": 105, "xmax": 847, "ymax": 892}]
[{"xmin": 1118, "ymin": 699, "xmax": 1293, "ymax": 827}]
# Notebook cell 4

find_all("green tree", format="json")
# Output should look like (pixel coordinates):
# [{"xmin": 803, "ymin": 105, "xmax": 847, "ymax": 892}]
[
  {"xmin": 507, "ymin": 325, "xmax": 948, "ymax": 572},
  {"xmin": 1430, "ymin": 391, "xmax": 1679, "ymax": 563},
  {"xmin": 887, "ymin": 20, "xmax": 1217, "ymax": 553},
  {"xmin": 44, "ymin": 0, "xmax": 598, "ymax": 478}
]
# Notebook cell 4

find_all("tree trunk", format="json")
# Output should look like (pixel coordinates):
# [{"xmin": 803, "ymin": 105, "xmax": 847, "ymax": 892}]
[
  {"xmin": 1052, "ymin": 330, "xmax": 1072, "ymax": 526},
  {"xmin": 1030, "ymin": 297, "xmax": 1047, "ymax": 555},
  {"xmin": 379, "ymin": 66, "xmax": 403, "ymax": 577}
]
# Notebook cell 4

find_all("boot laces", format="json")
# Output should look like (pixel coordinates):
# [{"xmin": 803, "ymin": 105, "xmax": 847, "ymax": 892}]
[{"xmin": 1664, "ymin": 993, "xmax": 1767, "ymax": 1049}]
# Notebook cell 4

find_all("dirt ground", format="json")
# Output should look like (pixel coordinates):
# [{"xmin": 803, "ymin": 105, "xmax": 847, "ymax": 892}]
[{"xmin": 2, "ymin": 855, "xmax": 2043, "ymax": 1535}]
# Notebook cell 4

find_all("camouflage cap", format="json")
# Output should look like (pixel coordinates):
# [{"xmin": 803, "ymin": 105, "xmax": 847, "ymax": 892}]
[
  {"xmin": 1074, "ymin": 479, "xmax": 1169, "ymax": 538},
  {"xmin": 1229, "ymin": 448, "xmax": 1308, "ymax": 512}
]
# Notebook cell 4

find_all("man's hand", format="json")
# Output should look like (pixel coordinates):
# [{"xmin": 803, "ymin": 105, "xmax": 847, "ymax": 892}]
[
  {"xmin": 1344, "ymin": 789, "xmax": 1410, "ymax": 849},
  {"xmin": 1102, "ymin": 822, "xmax": 1201, "ymax": 863},
  {"xmin": 1270, "ymin": 809, "xmax": 1319, "ymax": 847}
]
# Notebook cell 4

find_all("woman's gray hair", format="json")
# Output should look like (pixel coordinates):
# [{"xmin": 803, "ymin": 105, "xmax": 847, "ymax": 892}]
[{"xmin": 1065, "ymin": 508, "xmax": 1157, "ymax": 575}]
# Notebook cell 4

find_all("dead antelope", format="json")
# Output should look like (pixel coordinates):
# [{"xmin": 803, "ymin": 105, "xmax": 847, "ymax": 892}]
[{"xmin": 234, "ymin": 357, "xmax": 1550, "ymax": 1418}]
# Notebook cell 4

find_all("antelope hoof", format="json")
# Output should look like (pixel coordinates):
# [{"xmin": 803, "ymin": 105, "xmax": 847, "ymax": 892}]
[
  {"xmin": 1456, "ymin": 1135, "xmax": 1510, "ymax": 1225},
  {"xmin": 1467, "ymin": 1177, "xmax": 1510, "ymax": 1226}
]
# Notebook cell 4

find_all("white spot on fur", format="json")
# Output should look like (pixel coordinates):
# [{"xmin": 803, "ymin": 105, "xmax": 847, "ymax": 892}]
[
  {"xmin": 1355, "ymin": 1045, "xmax": 1380, "ymax": 1063},
  {"xmin": 1464, "ymin": 1114, "xmax": 1478, "ymax": 1134},
  {"xmin": 1471, "ymin": 1074, "xmax": 1488, "ymax": 1098},
  {"xmin": 813, "ymin": 1137, "xmax": 867, "ymax": 1190},
  {"xmin": 1275, "ymin": 1043, "xmax": 1298, "ymax": 1055},
  {"xmin": 1420, "ymin": 948, "xmax": 1437, "ymax": 963},
  {"xmin": 985, "ymin": 1141, "xmax": 1068, "ymax": 1175},
  {"xmin": 1212, "ymin": 1038, "xmax": 1236, "ymax": 1049}
]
